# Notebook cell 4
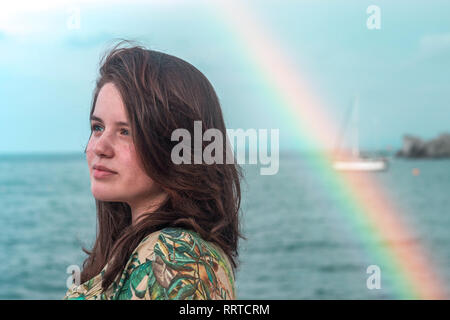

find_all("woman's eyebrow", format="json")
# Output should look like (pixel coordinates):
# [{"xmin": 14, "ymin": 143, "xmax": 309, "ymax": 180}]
[{"xmin": 90, "ymin": 115, "xmax": 129, "ymax": 127}]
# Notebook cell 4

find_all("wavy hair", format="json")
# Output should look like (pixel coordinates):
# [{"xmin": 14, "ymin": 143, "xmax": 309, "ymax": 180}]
[{"xmin": 80, "ymin": 41, "xmax": 245, "ymax": 291}]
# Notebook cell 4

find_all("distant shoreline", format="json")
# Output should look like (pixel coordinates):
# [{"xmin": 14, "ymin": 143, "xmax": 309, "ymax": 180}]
[
  {"xmin": 1, "ymin": 135, "xmax": 449, "ymax": 161},
  {"xmin": 396, "ymin": 133, "xmax": 450, "ymax": 158}
]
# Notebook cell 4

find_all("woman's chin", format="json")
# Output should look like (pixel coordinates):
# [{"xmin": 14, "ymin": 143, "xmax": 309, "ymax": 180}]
[{"xmin": 91, "ymin": 187, "xmax": 119, "ymax": 202}]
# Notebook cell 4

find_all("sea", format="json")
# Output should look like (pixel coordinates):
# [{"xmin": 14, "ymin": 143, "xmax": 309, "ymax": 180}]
[{"xmin": 0, "ymin": 152, "xmax": 449, "ymax": 299}]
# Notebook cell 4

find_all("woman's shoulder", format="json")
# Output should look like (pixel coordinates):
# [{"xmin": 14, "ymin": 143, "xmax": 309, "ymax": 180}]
[{"xmin": 117, "ymin": 227, "xmax": 236, "ymax": 300}]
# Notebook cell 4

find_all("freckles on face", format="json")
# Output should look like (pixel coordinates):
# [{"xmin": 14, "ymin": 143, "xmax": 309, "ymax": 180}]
[
  {"xmin": 120, "ymin": 142, "xmax": 144, "ymax": 181},
  {"xmin": 120, "ymin": 144, "xmax": 156, "ymax": 191},
  {"xmin": 104, "ymin": 141, "xmax": 159, "ymax": 205}
]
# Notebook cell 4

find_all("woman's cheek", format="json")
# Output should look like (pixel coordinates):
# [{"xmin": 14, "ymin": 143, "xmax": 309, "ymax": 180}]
[
  {"xmin": 119, "ymin": 146, "xmax": 139, "ymax": 175},
  {"xmin": 86, "ymin": 150, "xmax": 94, "ymax": 171},
  {"xmin": 85, "ymin": 140, "xmax": 96, "ymax": 165}
]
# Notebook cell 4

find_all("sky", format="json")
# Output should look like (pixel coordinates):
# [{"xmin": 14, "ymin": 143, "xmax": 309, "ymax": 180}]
[{"xmin": 0, "ymin": 0, "xmax": 449, "ymax": 153}]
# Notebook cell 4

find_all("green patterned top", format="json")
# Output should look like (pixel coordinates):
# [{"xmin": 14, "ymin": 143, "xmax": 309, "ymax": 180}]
[{"xmin": 63, "ymin": 227, "xmax": 236, "ymax": 300}]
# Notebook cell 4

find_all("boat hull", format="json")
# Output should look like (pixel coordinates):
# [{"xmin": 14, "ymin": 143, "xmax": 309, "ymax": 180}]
[{"xmin": 333, "ymin": 159, "xmax": 388, "ymax": 171}]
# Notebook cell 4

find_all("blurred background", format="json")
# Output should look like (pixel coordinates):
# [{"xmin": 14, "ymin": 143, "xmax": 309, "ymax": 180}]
[{"xmin": 0, "ymin": 0, "xmax": 449, "ymax": 299}]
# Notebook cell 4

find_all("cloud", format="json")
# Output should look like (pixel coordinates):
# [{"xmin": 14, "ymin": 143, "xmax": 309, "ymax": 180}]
[
  {"xmin": 400, "ymin": 32, "xmax": 450, "ymax": 68},
  {"xmin": 419, "ymin": 33, "xmax": 450, "ymax": 54},
  {"xmin": 63, "ymin": 32, "xmax": 117, "ymax": 48},
  {"xmin": 0, "ymin": 0, "xmax": 189, "ymax": 37},
  {"xmin": 416, "ymin": 32, "xmax": 450, "ymax": 61}
]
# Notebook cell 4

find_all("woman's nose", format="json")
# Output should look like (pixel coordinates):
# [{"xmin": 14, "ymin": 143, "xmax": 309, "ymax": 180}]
[{"xmin": 90, "ymin": 132, "xmax": 115, "ymax": 157}]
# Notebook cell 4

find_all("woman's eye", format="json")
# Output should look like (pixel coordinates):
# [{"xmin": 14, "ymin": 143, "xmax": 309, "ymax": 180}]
[
  {"xmin": 90, "ymin": 124, "xmax": 128, "ymax": 136},
  {"xmin": 91, "ymin": 124, "xmax": 103, "ymax": 132}
]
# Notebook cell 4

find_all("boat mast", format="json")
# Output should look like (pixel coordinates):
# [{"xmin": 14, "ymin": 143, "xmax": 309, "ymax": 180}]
[{"xmin": 351, "ymin": 95, "xmax": 360, "ymax": 158}]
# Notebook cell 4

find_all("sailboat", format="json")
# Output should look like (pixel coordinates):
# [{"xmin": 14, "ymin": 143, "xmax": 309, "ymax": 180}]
[{"xmin": 332, "ymin": 96, "xmax": 388, "ymax": 172}]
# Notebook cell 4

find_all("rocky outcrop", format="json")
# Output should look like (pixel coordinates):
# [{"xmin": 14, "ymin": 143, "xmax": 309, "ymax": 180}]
[{"xmin": 396, "ymin": 133, "xmax": 450, "ymax": 158}]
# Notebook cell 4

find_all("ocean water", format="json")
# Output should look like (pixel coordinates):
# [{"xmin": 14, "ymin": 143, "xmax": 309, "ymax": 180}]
[{"xmin": 0, "ymin": 152, "xmax": 449, "ymax": 299}]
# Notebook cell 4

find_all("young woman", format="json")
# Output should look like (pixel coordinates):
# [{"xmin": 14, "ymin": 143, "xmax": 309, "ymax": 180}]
[{"xmin": 64, "ymin": 41, "xmax": 245, "ymax": 300}]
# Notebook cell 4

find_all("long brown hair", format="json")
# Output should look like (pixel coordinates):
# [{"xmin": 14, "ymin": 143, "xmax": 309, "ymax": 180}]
[{"xmin": 80, "ymin": 41, "xmax": 245, "ymax": 291}]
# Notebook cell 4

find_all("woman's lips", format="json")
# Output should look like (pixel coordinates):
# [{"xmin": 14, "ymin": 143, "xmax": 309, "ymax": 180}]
[{"xmin": 93, "ymin": 168, "xmax": 117, "ymax": 179}]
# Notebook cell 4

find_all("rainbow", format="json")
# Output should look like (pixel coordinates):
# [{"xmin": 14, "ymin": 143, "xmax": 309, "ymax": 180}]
[{"xmin": 213, "ymin": 0, "xmax": 447, "ymax": 299}]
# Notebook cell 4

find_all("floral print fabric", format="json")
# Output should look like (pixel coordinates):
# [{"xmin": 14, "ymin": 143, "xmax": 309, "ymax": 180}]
[{"xmin": 63, "ymin": 227, "xmax": 236, "ymax": 300}]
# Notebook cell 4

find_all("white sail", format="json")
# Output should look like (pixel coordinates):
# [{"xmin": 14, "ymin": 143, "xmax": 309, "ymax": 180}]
[
  {"xmin": 351, "ymin": 95, "xmax": 359, "ymax": 158},
  {"xmin": 333, "ymin": 95, "xmax": 388, "ymax": 172}
]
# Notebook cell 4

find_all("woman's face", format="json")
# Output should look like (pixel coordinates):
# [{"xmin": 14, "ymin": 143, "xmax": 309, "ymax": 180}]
[{"xmin": 86, "ymin": 82, "xmax": 162, "ymax": 211}]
